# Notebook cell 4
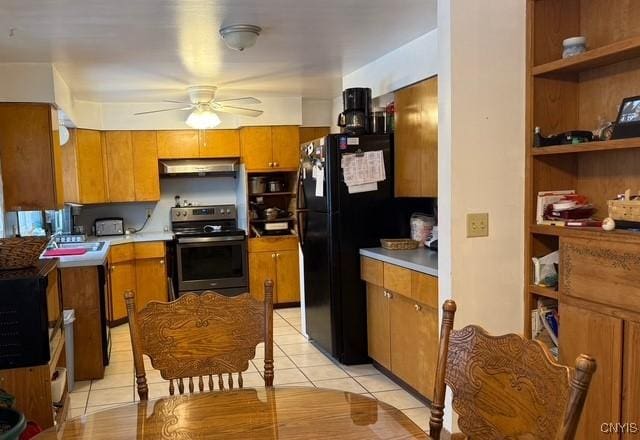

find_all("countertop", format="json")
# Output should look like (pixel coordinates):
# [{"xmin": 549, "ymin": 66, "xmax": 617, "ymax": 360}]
[
  {"xmin": 41, "ymin": 231, "xmax": 174, "ymax": 269},
  {"xmin": 359, "ymin": 247, "xmax": 438, "ymax": 277},
  {"xmin": 86, "ymin": 231, "xmax": 175, "ymax": 245}
]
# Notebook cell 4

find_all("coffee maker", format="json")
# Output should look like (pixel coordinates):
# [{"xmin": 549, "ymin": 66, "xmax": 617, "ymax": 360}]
[{"xmin": 337, "ymin": 87, "xmax": 372, "ymax": 134}]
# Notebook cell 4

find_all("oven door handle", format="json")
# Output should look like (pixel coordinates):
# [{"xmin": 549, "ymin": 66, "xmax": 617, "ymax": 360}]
[{"xmin": 177, "ymin": 236, "xmax": 245, "ymax": 244}]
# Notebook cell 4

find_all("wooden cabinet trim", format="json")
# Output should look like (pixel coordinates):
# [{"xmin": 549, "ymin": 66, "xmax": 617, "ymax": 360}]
[
  {"xmin": 411, "ymin": 272, "xmax": 438, "ymax": 309},
  {"xmin": 274, "ymin": 249, "xmax": 300, "ymax": 303},
  {"xmin": 248, "ymin": 236, "xmax": 298, "ymax": 252},
  {"xmin": 103, "ymin": 131, "xmax": 136, "ymax": 202},
  {"xmin": 366, "ymin": 284, "xmax": 391, "ymax": 369},
  {"xmin": 131, "ymin": 131, "xmax": 160, "ymax": 201},
  {"xmin": 199, "ymin": 129, "xmax": 240, "ymax": 158},
  {"xmin": 157, "ymin": 130, "xmax": 199, "ymax": 159},
  {"xmin": 360, "ymin": 257, "xmax": 384, "ymax": 286}
]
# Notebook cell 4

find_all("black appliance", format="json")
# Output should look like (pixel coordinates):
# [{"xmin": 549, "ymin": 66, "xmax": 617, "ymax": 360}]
[
  {"xmin": 172, "ymin": 205, "xmax": 248, "ymax": 295},
  {"xmin": 337, "ymin": 88, "xmax": 372, "ymax": 135},
  {"xmin": 0, "ymin": 260, "xmax": 60, "ymax": 369},
  {"xmin": 97, "ymin": 263, "xmax": 111, "ymax": 366},
  {"xmin": 297, "ymin": 134, "xmax": 394, "ymax": 364}
]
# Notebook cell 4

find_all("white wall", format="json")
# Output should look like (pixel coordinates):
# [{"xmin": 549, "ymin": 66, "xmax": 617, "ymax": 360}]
[
  {"xmin": 343, "ymin": 29, "xmax": 438, "ymax": 97},
  {"xmin": 0, "ymin": 64, "xmax": 55, "ymax": 102},
  {"xmin": 301, "ymin": 99, "xmax": 333, "ymax": 127},
  {"xmin": 437, "ymin": 0, "xmax": 526, "ymax": 431}
]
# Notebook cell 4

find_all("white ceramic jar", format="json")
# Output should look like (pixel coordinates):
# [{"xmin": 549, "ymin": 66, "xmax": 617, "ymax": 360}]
[{"xmin": 562, "ymin": 36, "xmax": 586, "ymax": 58}]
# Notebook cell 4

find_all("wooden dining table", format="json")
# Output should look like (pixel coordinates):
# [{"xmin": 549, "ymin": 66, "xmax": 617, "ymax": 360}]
[{"xmin": 37, "ymin": 386, "xmax": 429, "ymax": 439}]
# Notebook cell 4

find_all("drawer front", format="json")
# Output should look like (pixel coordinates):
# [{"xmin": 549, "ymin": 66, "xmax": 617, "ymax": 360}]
[
  {"xmin": 134, "ymin": 241, "xmax": 165, "ymax": 260},
  {"xmin": 411, "ymin": 272, "xmax": 438, "ymax": 309},
  {"xmin": 249, "ymin": 236, "xmax": 298, "ymax": 253},
  {"xmin": 109, "ymin": 243, "xmax": 135, "ymax": 263},
  {"xmin": 360, "ymin": 257, "xmax": 383, "ymax": 286},
  {"xmin": 383, "ymin": 263, "xmax": 412, "ymax": 297},
  {"xmin": 560, "ymin": 237, "xmax": 640, "ymax": 313}
]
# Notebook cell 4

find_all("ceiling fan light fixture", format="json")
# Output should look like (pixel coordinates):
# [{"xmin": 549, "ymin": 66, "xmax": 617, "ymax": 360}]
[
  {"xmin": 219, "ymin": 24, "xmax": 262, "ymax": 51},
  {"xmin": 186, "ymin": 108, "xmax": 221, "ymax": 129}
]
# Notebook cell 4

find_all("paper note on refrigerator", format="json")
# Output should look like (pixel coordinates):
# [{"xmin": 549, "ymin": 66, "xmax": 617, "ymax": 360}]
[
  {"xmin": 313, "ymin": 165, "xmax": 324, "ymax": 197},
  {"xmin": 341, "ymin": 150, "xmax": 386, "ymax": 192}
]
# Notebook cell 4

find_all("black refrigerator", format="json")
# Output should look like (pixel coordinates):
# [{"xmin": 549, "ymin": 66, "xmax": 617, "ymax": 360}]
[{"xmin": 297, "ymin": 134, "xmax": 394, "ymax": 364}]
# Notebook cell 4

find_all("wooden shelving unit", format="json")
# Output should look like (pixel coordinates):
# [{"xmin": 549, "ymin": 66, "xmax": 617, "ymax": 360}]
[
  {"xmin": 526, "ymin": 4, "xmax": 640, "ymax": 433},
  {"xmin": 247, "ymin": 171, "xmax": 299, "ymax": 239}
]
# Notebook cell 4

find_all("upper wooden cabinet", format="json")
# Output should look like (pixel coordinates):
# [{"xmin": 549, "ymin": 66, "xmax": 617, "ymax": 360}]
[
  {"xmin": 199, "ymin": 129, "xmax": 240, "ymax": 158},
  {"xmin": 63, "ymin": 129, "xmax": 108, "ymax": 205},
  {"xmin": 157, "ymin": 130, "xmax": 200, "ymax": 159},
  {"xmin": 299, "ymin": 127, "xmax": 330, "ymax": 144},
  {"xmin": 131, "ymin": 131, "xmax": 160, "ymax": 201},
  {"xmin": 103, "ymin": 131, "xmax": 136, "ymax": 202},
  {"xmin": 241, "ymin": 126, "xmax": 300, "ymax": 171},
  {"xmin": 394, "ymin": 77, "xmax": 438, "ymax": 198},
  {"xmin": 0, "ymin": 103, "xmax": 64, "ymax": 211},
  {"xmin": 64, "ymin": 130, "xmax": 159, "ymax": 204}
]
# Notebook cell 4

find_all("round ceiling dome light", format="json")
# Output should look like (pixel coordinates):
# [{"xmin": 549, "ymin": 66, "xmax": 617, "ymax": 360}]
[{"xmin": 219, "ymin": 24, "xmax": 262, "ymax": 51}]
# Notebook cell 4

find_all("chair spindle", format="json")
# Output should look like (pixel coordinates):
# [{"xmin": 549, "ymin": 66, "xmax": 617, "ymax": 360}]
[
  {"xmin": 178, "ymin": 378, "xmax": 185, "ymax": 394},
  {"xmin": 218, "ymin": 374, "xmax": 224, "ymax": 390},
  {"xmin": 169, "ymin": 379, "xmax": 175, "ymax": 396},
  {"xmin": 188, "ymin": 377, "xmax": 194, "ymax": 393},
  {"xmin": 238, "ymin": 371, "xmax": 243, "ymax": 388},
  {"xmin": 208, "ymin": 375, "xmax": 214, "ymax": 391},
  {"xmin": 228, "ymin": 372, "xmax": 234, "ymax": 389},
  {"xmin": 198, "ymin": 376, "xmax": 204, "ymax": 392}
]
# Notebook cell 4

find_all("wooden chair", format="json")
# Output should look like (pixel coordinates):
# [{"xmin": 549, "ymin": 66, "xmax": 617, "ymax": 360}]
[
  {"xmin": 429, "ymin": 300, "xmax": 596, "ymax": 440},
  {"xmin": 125, "ymin": 280, "xmax": 274, "ymax": 400}
]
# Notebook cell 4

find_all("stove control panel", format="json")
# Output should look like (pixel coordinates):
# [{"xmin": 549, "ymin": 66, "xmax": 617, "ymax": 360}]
[{"xmin": 171, "ymin": 205, "xmax": 236, "ymax": 222}]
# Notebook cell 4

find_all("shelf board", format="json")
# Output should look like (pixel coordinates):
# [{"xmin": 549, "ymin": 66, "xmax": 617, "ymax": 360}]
[
  {"xmin": 529, "ymin": 284, "xmax": 559, "ymax": 300},
  {"xmin": 532, "ymin": 35, "xmax": 640, "ymax": 77},
  {"xmin": 529, "ymin": 224, "xmax": 640, "ymax": 244},
  {"xmin": 249, "ymin": 192, "xmax": 296, "ymax": 197},
  {"xmin": 531, "ymin": 137, "xmax": 640, "ymax": 156},
  {"xmin": 250, "ymin": 217, "xmax": 296, "ymax": 223}
]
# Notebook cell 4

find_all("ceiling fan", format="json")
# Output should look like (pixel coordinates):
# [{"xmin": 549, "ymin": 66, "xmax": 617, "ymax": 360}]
[{"xmin": 133, "ymin": 86, "xmax": 263, "ymax": 129}]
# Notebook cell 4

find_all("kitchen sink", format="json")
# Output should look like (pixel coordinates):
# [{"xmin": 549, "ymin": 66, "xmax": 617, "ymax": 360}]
[{"xmin": 58, "ymin": 242, "xmax": 106, "ymax": 252}]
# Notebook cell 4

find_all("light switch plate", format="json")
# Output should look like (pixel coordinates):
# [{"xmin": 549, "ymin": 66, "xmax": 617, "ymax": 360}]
[{"xmin": 467, "ymin": 213, "xmax": 489, "ymax": 238}]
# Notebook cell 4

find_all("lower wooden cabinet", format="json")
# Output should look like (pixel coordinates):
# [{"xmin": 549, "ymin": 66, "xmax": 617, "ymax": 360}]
[
  {"xmin": 108, "ymin": 241, "xmax": 168, "ymax": 324},
  {"xmin": 361, "ymin": 256, "xmax": 439, "ymax": 400},
  {"xmin": 248, "ymin": 237, "xmax": 300, "ymax": 304},
  {"xmin": 366, "ymin": 285, "xmax": 391, "ymax": 369}
]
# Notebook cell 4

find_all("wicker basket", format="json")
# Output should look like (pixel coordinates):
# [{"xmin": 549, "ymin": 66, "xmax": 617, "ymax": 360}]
[
  {"xmin": 0, "ymin": 237, "xmax": 49, "ymax": 270},
  {"xmin": 380, "ymin": 238, "xmax": 420, "ymax": 250},
  {"xmin": 608, "ymin": 199, "xmax": 640, "ymax": 222}
]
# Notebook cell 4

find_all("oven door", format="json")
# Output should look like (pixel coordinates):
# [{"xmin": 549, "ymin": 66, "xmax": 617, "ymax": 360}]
[{"xmin": 176, "ymin": 236, "xmax": 248, "ymax": 294}]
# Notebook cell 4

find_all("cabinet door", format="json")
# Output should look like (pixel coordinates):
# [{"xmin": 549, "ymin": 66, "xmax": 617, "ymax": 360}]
[
  {"xmin": 249, "ymin": 251, "xmax": 277, "ymax": 301},
  {"xmin": 559, "ymin": 302, "xmax": 623, "ymax": 440},
  {"xmin": 132, "ymin": 131, "xmax": 160, "ymax": 201},
  {"xmin": 394, "ymin": 85, "xmax": 422, "ymax": 197},
  {"xmin": 623, "ymin": 321, "xmax": 640, "ymax": 440},
  {"xmin": 366, "ymin": 284, "xmax": 390, "ymax": 369},
  {"xmin": 419, "ymin": 77, "xmax": 438, "ymax": 197},
  {"xmin": 135, "ymin": 258, "xmax": 168, "ymax": 310},
  {"xmin": 389, "ymin": 293, "xmax": 438, "ymax": 399},
  {"xmin": 275, "ymin": 250, "xmax": 300, "ymax": 303},
  {"xmin": 299, "ymin": 127, "xmax": 317, "ymax": 144},
  {"xmin": 109, "ymin": 261, "xmax": 136, "ymax": 322},
  {"xmin": 271, "ymin": 126, "xmax": 300, "ymax": 169},
  {"xmin": 157, "ymin": 130, "xmax": 199, "ymax": 158},
  {"xmin": 76, "ymin": 129, "xmax": 108, "ymax": 204},
  {"xmin": 240, "ymin": 127, "xmax": 273, "ymax": 171},
  {"xmin": 200, "ymin": 129, "xmax": 240, "ymax": 158},
  {"xmin": 104, "ymin": 131, "xmax": 135, "ymax": 202},
  {"xmin": 0, "ymin": 103, "xmax": 62, "ymax": 211}
]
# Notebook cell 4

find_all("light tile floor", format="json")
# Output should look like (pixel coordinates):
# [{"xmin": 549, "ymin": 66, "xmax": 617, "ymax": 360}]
[{"xmin": 69, "ymin": 307, "xmax": 430, "ymax": 432}]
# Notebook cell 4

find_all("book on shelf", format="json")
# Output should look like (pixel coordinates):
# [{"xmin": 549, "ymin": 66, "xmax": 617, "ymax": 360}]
[{"xmin": 536, "ymin": 190, "xmax": 575, "ymax": 224}]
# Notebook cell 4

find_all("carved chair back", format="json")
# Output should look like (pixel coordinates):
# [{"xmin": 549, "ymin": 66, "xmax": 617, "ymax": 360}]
[
  {"xmin": 125, "ymin": 280, "xmax": 274, "ymax": 400},
  {"xmin": 429, "ymin": 300, "xmax": 596, "ymax": 440}
]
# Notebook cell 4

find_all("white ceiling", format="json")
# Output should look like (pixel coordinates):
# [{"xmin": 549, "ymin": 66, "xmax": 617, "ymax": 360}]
[{"xmin": 0, "ymin": 0, "xmax": 436, "ymax": 102}]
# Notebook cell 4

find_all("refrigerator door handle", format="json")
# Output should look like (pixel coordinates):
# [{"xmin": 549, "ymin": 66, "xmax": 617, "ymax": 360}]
[{"xmin": 296, "ymin": 209, "xmax": 309, "ymax": 246}]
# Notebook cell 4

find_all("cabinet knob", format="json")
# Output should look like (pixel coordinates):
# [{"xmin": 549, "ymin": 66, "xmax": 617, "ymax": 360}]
[
  {"xmin": 111, "ymin": 266, "xmax": 116, "ymax": 272},
  {"xmin": 160, "ymin": 260, "xmax": 165, "ymax": 265},
  {"xmin": 414, "ymin": 304, "xmax": 421, "ymax": 312},
  {"xmin": 384, "ymin": 290, "xmax": 393, "ymax": 299},
  {"xmin": 272, "ymin": 253, "xmax": 276, "ymax": 258},
  {"xmin": 274, "ymin": 162, "xmax": 279, "ymax": 167},
  {"xmin": 268, "ymin": 162, "xmax": 273, "ymax": 167},
  {"xmin": 276, "ymin": 253, "xmax": 281, "ymax": 258}
]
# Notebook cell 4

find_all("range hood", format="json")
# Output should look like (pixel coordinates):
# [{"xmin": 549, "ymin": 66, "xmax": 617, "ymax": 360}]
[{"xmin": 159, "ymin": 159, "xmax": 239, "ymax": 177}]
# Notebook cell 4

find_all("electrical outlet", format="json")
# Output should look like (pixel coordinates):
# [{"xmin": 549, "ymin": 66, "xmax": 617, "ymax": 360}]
[
  {"xmin": 467, "ymin": 213, "xmax": 489, "ymax": 238},
  {"xmin": 145, "ymin": 208, "xmax": 153, "ymax": 218}
]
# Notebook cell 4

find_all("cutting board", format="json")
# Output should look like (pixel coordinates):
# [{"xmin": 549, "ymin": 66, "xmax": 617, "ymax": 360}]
[{"xmin": 43, "ymin": 248, "xmax": 88, "ymax": 257}]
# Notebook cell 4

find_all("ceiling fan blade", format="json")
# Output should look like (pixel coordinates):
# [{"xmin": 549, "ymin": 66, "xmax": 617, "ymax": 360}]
[
  {"xmin": 134, "ymin": 106, "xmax": 193, "ymax": 115},
  {"xmin": 163, "ymin": 99, "xmax": 191, "ymax": 104},
  {"xmin": 215, "ymin": 97, "xmax": 262, "ymax": 105},
  {"xmin": 216, "ymin": 105, "xmax": 264, "ymax": 117}
]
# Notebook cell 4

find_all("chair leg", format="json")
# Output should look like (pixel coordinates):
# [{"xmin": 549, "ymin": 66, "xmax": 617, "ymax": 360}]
[{"xmin": 136, "ymin": 373, "xmax": 149, "ymax": 401}]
